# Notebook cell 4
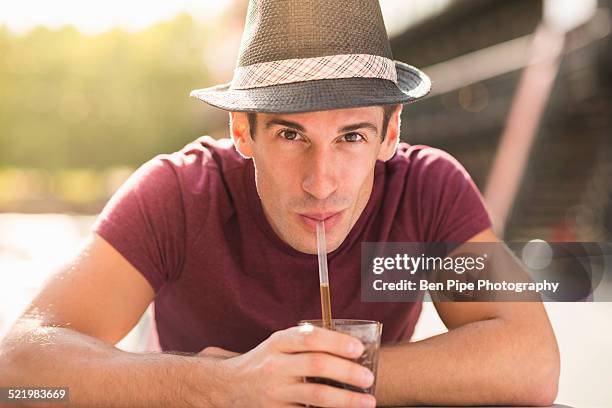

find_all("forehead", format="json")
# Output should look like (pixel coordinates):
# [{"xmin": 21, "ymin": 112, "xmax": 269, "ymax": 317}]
[{"xmin": 257, "ymin": 106, "xmax": 384, "ymax": 127}]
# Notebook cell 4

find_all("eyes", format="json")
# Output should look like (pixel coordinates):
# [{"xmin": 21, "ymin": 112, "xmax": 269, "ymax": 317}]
[
  {"xmin": 278, "ymin": 129, "xmax": 366, "ymax": 143},
  {"xmin": 279, "ymin": 129, "xmax": 300, "ymax": 141}
]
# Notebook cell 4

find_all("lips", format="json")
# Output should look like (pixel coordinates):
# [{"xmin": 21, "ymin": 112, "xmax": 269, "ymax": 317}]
[
  {"xmin": 300, "ymin": 212, "xmax": 340, "ymax": 221},
  {"xmin": 297, "ymin": 210, "xmax": 344, "ymax": 232}
]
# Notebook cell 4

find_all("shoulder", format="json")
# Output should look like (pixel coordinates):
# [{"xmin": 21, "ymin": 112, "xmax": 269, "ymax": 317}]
[
  {"xmin": 393, "ymin": 143, "xmax": 465, "ymax": 171},
  {"xmin": 385, "ymin": 143, "xmax": 471, "ymax": 185},
  {"xmin": 131, "ymin": 136, "xmax": 244, "ymax": 192},
  {"xmin": 152, "ymin": 135, "xmax": 243, "ymax": 175},
  {"xmin": 96, "ymin": 135, "xmax": 243, "ymax": 251},
  {"xmin": 390, "ymin": 143, "xmax": 491, "ymax": 242}
]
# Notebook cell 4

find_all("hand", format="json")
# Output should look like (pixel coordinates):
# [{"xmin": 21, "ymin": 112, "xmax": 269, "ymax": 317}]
[{"xmin": 214, "ymin": 325, "xmax": 376, "ymax": 408}]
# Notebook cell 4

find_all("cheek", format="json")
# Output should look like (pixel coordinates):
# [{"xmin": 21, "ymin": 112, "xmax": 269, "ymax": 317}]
[
  {"xmin": 342, "ymin": 162, "xmax": 377, "ymax": 213},
  {"xmin": 343, "ymin": 155, "xmax": 376, "ymax": 190},
  {"xmin": 253, "ymin": 154, "xmax": 298, "ymax": 204}
]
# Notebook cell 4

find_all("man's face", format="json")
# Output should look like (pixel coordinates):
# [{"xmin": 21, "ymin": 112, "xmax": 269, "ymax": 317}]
[{"xmin": 231, "ymin": 106, "xmax": 400, "ymax": 254}]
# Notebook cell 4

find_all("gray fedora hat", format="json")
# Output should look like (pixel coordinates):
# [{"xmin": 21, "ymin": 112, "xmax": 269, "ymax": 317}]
[{"xmin": 190, "ymin": 0, "xmax": 431, "ymax": 113}]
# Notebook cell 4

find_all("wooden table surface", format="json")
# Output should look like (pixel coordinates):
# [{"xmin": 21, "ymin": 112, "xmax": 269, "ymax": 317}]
[{"xmin": 383, "ymin": 405, "xmax": 574, "ymax": 408}]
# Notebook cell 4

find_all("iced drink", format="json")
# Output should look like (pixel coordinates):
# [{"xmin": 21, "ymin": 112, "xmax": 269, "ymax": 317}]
[{"xmin": 298, "ymin": 319, "xmax": 382, "ymax": 396}]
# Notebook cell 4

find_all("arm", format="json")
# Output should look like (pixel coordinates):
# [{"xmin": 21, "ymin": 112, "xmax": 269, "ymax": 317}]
[
  {"xmin": 0, "ymin": 233, "xmax": 378, "ymax": 408},
  {"xmin": 0, "ymin": 233, "xmax": 227, "ymax": 407},
  {"xmin": 374, "ymin": 228, "xmax": 560, "ymax": 406}
]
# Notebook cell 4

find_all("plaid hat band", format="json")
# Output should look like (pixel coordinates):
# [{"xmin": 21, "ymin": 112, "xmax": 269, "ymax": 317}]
[{"xmin": 229, "ymin": 53, "xmax": 397, "ymax": 90}]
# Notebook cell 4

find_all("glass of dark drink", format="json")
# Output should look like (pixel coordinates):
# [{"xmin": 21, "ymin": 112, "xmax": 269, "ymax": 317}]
[{"xmin": 298, "ymin": 319, "xmax": 383, "ymax": 405}]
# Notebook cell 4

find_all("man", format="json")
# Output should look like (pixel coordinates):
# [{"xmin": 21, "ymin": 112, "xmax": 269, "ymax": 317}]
[{"xmin": 0, "ymin": 0, "xmax": 559, "ymax": 407}]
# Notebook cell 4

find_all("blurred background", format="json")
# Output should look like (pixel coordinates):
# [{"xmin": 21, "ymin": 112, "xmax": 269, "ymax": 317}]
[{"xmin": 0, "ymin": 0, "xmax": 611, "ymax": 406}]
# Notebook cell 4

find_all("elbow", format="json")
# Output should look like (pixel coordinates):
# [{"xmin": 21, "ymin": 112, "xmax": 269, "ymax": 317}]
[
  {"xmin": 520, "ymin": 341, "xmax": 560, "ymax": 406},
  {"xmin": 0, "ymin": 320, "xmax": 40, "ymax": 384},
  {"xmin": 524, "ymin": 376, "xmax": 559, "ymax": 407},
  {"xmin": 0, "ymin": 344, "xmax": 28, "ymax": 386},
  {"xmin": 0, "ymin": 342, "xmax": 19, "ymax": 384}
]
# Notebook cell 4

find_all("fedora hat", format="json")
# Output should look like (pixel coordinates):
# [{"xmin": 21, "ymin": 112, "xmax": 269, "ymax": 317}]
[{"xmin": 189, "ymin": 0, "xmax": 431, "ymax": 113}]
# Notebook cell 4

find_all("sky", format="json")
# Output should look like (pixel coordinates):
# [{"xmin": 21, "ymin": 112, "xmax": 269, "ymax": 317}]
[
  {"xmin": 0, "ymin": 0, "xmax": 599, "ymax": 38},
  {"xmin": 0, "ymin": 0, "xmax": 453, "ymax": 37},
  {"xmin": 0, "ymin": 0, "xmax": 233, "ymax": 34}
]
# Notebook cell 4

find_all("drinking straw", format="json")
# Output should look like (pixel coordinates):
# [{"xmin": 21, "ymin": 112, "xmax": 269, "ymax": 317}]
[{"xmin": 317, "ymin": 220, "xmax": 333, "ymax": 330}]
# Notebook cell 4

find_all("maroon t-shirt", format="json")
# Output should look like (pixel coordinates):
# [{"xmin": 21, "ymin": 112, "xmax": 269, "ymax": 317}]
[{"xmin": 91, "ymin": 136, "xmax": 492, "ymax": 353}]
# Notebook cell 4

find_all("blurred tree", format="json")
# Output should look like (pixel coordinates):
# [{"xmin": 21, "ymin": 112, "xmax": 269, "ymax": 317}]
[{"xmin": 0, "ymin": 13, "xmax": 220, "ymax": 171}]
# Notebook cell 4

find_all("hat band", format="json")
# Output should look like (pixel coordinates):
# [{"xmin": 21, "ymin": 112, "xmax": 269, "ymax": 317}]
[{"xmin": 229, "ymin": 53, "xmax": 397, "ymax": 90}]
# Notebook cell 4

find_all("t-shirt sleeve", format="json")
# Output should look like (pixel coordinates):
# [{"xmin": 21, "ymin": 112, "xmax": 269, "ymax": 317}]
[
  {"xmin": 416, "ymin": 148, "xmax": 493, "ymax": 243},
  {"xmin": 91, "ymin": 155, "xmax": 186, "ymax": 293}
]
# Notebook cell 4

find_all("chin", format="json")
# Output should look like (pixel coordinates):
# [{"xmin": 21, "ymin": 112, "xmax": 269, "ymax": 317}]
[
  {"xmin": 273, "ymin": 211, "xmax": 353, "ymax": 254},
  {"xmin": 286, "ymin": 230, "xmax": 345, "ymax": 255}
]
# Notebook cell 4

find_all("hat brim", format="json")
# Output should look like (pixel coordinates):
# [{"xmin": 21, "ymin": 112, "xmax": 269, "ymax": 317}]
[{"xmin": 189, "ymin": 61, "xmax": 431, "ymax": 113}]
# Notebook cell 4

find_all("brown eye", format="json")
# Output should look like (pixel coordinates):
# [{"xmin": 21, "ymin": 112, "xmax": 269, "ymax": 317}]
[
  {"xmin": 343, "ymin": 133, "xmax": 364, "ymax": 142},
  {"xmin": 280, "ymin": 130, "xmax": 299, "ymax": 141}
]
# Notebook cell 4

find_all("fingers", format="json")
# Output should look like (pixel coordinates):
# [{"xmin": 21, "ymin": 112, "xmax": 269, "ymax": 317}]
[
  {"xmin": 280, "ymin": 382, "xmax": 376, "ymax": 408},
  {"xmin": 261, "ymin": 327, "xmax": 376, "ymax": 407},
  {"xmin": 270, "ymin": 325, "xmax": 364, "ymax": 359},
  {"xmin": 286, "ymin": 352, "xmax": 374, "ymax": 390}
]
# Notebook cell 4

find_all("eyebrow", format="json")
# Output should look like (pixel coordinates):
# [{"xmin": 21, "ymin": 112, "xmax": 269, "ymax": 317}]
[
  {"xmin": 264, "ymin": 119, "xmax": 306, "ymax": 132},
  {"xmin": 339, "ymin": 122, "xmax": 378, "ymax": 134},
  {"xmin": 264, "ymin": 118, "xmax": 379, "ymax": 134}
]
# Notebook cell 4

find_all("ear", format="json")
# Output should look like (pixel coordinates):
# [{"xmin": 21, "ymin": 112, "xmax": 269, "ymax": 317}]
[
  {"xmin": 229, "ymin": 111, "xmax": 254, "ymax": 158},
  {"xmin": 377, "ymin": 104, "xmax": 403, "ymax": 162}
]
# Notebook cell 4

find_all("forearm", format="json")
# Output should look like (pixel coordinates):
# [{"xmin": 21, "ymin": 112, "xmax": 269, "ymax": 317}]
[
  {"xmin": 0, "ymin": 319, "xmax": 227, "ymax": 407},
  {"xmin": 375, "ymin": 317, "xmax": 559, "ymax": 406}
]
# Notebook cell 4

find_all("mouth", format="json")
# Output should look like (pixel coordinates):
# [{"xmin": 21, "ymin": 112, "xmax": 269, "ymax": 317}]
[{"xmin": 297, "ymin": 210, "xmax": 345, "ymax": 232}]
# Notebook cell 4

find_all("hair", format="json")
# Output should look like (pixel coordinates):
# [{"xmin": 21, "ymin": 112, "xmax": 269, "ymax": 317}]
[{"xmin": 246, "ymin": 104, "xmax": 400, "ymax": 141}]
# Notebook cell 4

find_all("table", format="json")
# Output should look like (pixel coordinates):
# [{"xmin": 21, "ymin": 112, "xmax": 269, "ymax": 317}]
[{"xmin": 385, "ymin": 405, "xmax": 574, "ymax": 408}]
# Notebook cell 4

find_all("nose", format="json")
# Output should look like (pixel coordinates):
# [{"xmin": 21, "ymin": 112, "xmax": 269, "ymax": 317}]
[{"xmin": 301, "ymin": 146, "xmax": 338, "ymax": 200}]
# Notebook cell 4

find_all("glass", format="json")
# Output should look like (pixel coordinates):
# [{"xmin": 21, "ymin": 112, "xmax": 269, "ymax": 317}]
[{"xmin": 298, "ymin": 319, "xmax": 383, "ymax": 396}]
